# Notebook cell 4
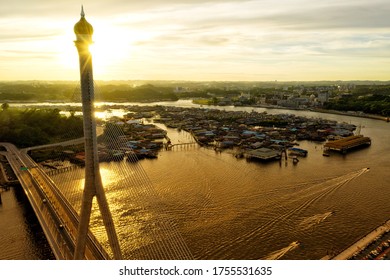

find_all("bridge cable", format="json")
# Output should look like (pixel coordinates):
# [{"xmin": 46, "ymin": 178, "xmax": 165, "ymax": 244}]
[{"xmin": 45, "ymin": 83, "xmax": 193, "ymax": 259}]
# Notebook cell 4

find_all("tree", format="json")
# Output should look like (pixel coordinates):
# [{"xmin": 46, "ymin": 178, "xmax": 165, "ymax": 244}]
[
  {"xmin": 1, "ymin": 103, "xmax": 9, "ymax": 110},
  {"xmin": 0, "ymin": 108, "xmax": 83, "ymax": 148},
  {"xmin": 210, "ymin": 97, "xmax": 219, "ymax": 105}
]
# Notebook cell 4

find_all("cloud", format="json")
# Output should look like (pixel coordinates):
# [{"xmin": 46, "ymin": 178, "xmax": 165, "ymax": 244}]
[
  {"xmin": 0, "ymin": 0, "xmax": 237, "ymax": 18},
  {"xmin": 1, "ymin": 0, "xmax": 390, "ymax": 80},
  {"xmin": 0, "ymin": 32, "xmax": 58, "ymax": 42},
  {"xmin": 262, "ymin": 2, "xmax": 390, "ymax": 30}
]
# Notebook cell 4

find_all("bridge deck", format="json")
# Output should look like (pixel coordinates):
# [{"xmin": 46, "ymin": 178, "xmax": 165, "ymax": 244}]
[
  {"xmin": 331, "ymin": 219, "xmax": 390, "ymax": 260},
  {"xmin": 1, "ymin": 143, "xmax": 110, "ymax": 260}
]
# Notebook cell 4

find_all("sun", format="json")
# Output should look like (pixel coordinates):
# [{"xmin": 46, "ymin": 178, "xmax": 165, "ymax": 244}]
[
  {"xmin": 57, "ymin": 20, "xmax": 133, "ymax": 79},
  {"xmin": 88, "ymin": 22, "xmax": 133, "ymax": 78}
]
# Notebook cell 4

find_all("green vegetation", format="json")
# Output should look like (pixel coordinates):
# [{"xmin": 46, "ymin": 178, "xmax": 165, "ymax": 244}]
[
  {"xmin": 192, "ymin": 99, "xmax": 213, "ymax": 105},
  {"xmin": 324, "ymin": 85, "xmax": 390, "ymax": 116},
  {"xmin": 97, "ymin": 84, "xmax": 178, "ymax": 102},
  {"xmin": 0, "ymin": 106, "xmax": 84, "ymax": 148},
  {"xmin": 0, "ymin": 82, "xmax": 76, "ymax": 101},
  {"xmin": 0, "ymin": 82, "xmax": 178, "ymax": 102},
  {"xmin": 1, "ymin": 80, "xmax": 390, "ymax": 116},
  {"xmin": 174, "ymin": 91, "xmax": 209, "ymax": 99}
]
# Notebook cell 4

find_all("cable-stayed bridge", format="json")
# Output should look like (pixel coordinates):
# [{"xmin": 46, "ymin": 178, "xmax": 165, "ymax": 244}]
[
  {"xmin": 1, "ymin": 142, "xmax": 109, "ymax": 259},
  {"xmin": 1, "ymin": 139, "xmax": 194, "ymax": 260},
  {"xmin": 0, "ymin": 8, "xmax": 193, "ymax": 260}
]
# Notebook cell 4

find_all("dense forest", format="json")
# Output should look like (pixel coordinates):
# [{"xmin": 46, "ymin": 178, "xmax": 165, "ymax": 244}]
[
  {"xmin": 0, "ymin": 106, "xmax": 83, "ymax": 148},
  {"xmin": 96, "ymin": 84, "xmax": 178, "ymax": 102},
  {"xmin": 0, "ymin": 82, "xmax": 180, "ymax": 102}
]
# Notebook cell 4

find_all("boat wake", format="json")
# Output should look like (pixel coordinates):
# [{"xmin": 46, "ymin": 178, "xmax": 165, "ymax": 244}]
[
  {"xmin": 299, "ymin": 211, "xmax": 333, "ymax": 231},
  {"xmin": 204, "ymin": 168, "xmax": 370, "ymax": 259},
  {"xmin": 263, "ymin": 241, "xmax": 300, "ymax": 260}
]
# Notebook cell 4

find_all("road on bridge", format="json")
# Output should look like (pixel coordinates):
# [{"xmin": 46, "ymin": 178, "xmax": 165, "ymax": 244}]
[{"xmin": 0, "ymin": 142, "xmax": 110, "ymax": 260}]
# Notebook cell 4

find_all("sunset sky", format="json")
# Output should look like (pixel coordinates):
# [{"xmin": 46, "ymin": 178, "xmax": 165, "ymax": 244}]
[{"xmin": 1, "ymin": 0, "xmax": 389, "ymax": 81}]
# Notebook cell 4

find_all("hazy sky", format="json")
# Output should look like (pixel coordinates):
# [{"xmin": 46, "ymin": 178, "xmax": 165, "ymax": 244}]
[{"xmin": 1, "ymin": 0, "xmax": 389, "ymax": 81}]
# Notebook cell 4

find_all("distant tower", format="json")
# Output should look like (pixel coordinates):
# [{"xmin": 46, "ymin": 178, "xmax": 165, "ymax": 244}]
[{"xmin": 73, "ymin": 6, "xmax": 122, "ymax": 259}]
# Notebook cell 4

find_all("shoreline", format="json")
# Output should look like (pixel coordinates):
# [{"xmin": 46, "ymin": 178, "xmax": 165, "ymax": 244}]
[
  {"xmin": 4, "ymin": 100, "xmax": 389, "ymax": 122},
  {"xmin": 329, "ymin": 219, "xmax": 390, "ymax": 260},
  {"xmin": 310, "ymin": 108, "xmax": 388, "ymax": 122}
]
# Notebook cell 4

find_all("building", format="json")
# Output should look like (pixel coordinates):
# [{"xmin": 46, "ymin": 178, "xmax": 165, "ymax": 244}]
[
  {"xmin": 318, "ymin": 92, "xmax": 330, "ymax": 103},
  {"xmin": 245, "ymin": 148, "xmax": 281, "ymax": 161}
]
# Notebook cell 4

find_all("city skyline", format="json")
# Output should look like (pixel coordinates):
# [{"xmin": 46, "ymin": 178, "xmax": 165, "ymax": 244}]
[{"xmin": 1, "ymin": 0, "xmax": 389, "ymax": 81}]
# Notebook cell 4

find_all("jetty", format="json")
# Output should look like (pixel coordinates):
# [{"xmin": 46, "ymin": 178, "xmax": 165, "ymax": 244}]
[
  {"xmin": 324, "ymin": 135, "xmax": 371, "ymax": 154},
  {"xmin": 45, "ymin": 165, "xmax": 81, "ymax": 176}
]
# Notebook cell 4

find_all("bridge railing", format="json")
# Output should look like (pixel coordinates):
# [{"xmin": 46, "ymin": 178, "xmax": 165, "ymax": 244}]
[
  {"xmin": 11, "ymin": 160, "xmax": 73, "ymax": 259},
  {"xmin": 28, "ymin": 165, "xmax": 111, "ymax": 259},
  {"xmin": 19, "ymin": 149, "xmax": 111, "ymax": 259},
  {"xmin": 4, "ymin": 142, "xmax": 113, "ymax": 259}
]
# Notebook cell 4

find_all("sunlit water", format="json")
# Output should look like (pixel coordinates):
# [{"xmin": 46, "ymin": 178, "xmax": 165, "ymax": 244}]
[
  {"xmin": 1, "ymin": 101, "xmax": 390, "ymax": 259},
  {"xmin": 0, "ymin": 187, "xmax": 54, "ymax": 259}
]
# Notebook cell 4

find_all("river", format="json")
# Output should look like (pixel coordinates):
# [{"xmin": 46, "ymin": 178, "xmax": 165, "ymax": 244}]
[{"xmin": 1, "ymin": 100, "xmax": 390, "ymax": 259}]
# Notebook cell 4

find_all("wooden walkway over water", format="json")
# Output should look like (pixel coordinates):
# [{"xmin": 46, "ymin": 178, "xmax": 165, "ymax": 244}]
[
  {"xmin": 164, "ymin": 142, "xmax": 198, "ymax": 150},
  {"xmin": 45, "ymin": 165, "xmax": 82, "ymax": 176}
]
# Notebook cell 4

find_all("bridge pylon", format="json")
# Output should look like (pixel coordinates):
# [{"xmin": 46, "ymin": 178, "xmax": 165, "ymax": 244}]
[{"xmin": 73, "ymin": 6, "xmax": 122, "ymax": 260}]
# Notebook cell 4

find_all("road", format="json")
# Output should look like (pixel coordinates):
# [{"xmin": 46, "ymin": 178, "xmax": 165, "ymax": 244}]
[
  {"xmin": 20, "ymin": 126, "xmax": 103, "ymax": 153},
  {"xmin": 20, "ymin": 137, "xmax": 85, "ymax": 153}
]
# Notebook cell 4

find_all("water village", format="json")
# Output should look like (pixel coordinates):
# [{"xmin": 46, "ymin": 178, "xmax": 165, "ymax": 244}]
[
  {"xmin": 151, "ymin": 106, "xmax": 370, "ymax": 160},
  {"xmin": 29, "ymin": 105, "xmax": 372, "ymax": 171}
]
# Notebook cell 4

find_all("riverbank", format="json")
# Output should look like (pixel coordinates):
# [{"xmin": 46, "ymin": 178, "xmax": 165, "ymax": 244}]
[
  {"xmin": 240, "ymin": 104, "xmax": 389, "ymax": 122},
  {"xmin": 6, "ymin": 100, "xmax": 390, "ymax": 123},
  {"xmin": 329, "ymin": 219, "xmax": 390, "ymax": 260},
  {"xmin": 312, "ymin": 108, "xmax": 389, "ymax": 122}
]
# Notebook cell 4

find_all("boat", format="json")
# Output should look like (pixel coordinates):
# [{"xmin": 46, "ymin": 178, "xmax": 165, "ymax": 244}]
[{"xmin": 288, "ymin": 147, "xmax": 308, "ymax": 157}]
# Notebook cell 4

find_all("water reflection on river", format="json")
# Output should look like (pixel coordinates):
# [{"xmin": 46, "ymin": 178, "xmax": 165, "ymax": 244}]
[
  {"xmin": 3, "ymin": 100, "xmax": 390, "ymax": 259},
  {"xmin": 0, "ymin": 187, "xmax": 54, "ymax": 259}
]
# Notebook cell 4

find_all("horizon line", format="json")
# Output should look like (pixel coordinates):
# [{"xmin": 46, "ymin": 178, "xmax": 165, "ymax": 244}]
[{"xmin": 1, "ymin": 79, "xmax": 390, "ymax": 84}]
